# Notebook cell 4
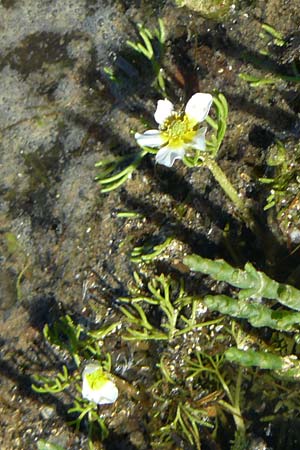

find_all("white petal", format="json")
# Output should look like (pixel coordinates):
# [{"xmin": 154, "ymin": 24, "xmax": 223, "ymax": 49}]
[
  {"xmin": 154, "ymin": 99, "xmax": 174, "ymax": 124},
  {"xmin": 82, "ymin": 377, "xmax": 95, "ymax": 402},
  {"xmin": 135, "ymin": 129, "xmax": 166, "ymax": 148},
  {"xmin": 190, "ymin": 127, "xmax": 207, "ymax": 151},
  {"xmin": 155, "ymin": 145, "xmax": 185, "ymax": 167},
  {"xmin": 185, "ymin": 93, "xmax": 213, "ymax": 123},
  {"xmin": 82, "ymin": 377, "xmax": 118, "ymax": 405},
  {"xmin": 83, "ymin": 363, "xmax": 100, "ymax": 375},
  {"xmin": 92, "ymin": 380, "xmax": 119, "ymax": 405},
  {"xmin": 82, "ymin": 363, "xmax": 119, "ymax": 405}
]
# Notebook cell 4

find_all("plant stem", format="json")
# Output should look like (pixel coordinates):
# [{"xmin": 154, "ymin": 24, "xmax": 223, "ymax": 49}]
[
  {"xmin": 233, "ymin": 367, "xmax": 245, "ymax": 433},
  {"xmin": 202, "ymin": 156, "xmax": 257, "ymax": 233},
  {"xmin": 217, "ymin": 364, "xmax": 245, "ymax": 434},
  {"xmin": 203, "ymin": 157, "xmax": 245, "ymax": 213},
  {"xmin": 218, "ymin": 399, "xmax": 245, "ymax": 433}
]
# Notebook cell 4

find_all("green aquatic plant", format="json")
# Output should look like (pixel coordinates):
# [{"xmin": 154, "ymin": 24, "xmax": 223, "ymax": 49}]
[
  {"xmin": 185, "ymin": 254, "xmax": 300, "ymax": 311},
  {"xmin": 152, "ymin": 396, "xmax": 213, "ymax": 450},
  {"xmin": 103, "ymin": 19, "xmax": 166, "ymax": 94},
  {"xmin": 115, "ymin": 210, "xmax": 142, "ymax": 218},
  {"xmin": 258, "ymin": 141, "xmax": 300, "ymax": 237},
  {"xmin": 95, "ymin": 150, "xmax": 149, "ymax": 193},
  {"xmin": 150, "ymin": 353, "xmax": 216, "ymax": 450},
  {"xmin": 184, "ymin": 254, "xmax": 300, "ymax": 381},
  {"xmin": 42, "ymin": 314, "xmax": 120, "ymax": 365},
  {"xmin": 119, "ymin": 273, "xmax": 222, "ymax": 340},
  {"xmin": 240, "ymin": 23, "xmax": 300, "ymax": 86},
  {"xmin": 148, "ymin": 328, "xmax": 241, "ymax": 449},
  {"xmin": 127, "ymin": 19, "xmax": 166, "ymax": 96},
  {"xmin": 97, "ymin": 91, "xmax": 255, "ymax": 229},
  {"xmin": 186, "ymin": 351, "xmax": 246, "ymax": 439},
  {"xmin": 150, "ymin": 348, "xmax": 247, "ymax": 450},
  {"xmin": 225, "ymin": 348, "xmax": 300, "ymax": 379},
  {"xmin": 257, "ymin": 140, "xmax": 300, "ymax": 247},
  {"xmin": 130, "ymin": 236, "xmax": 173, "ymax": 263},
  {"xmin": 203, "ymin": 294, "xmax": 300, "ymax": 331},
  {"xmin": 116, "ymin": 257, "xmax": 248, "ymax": 448},
  {"xmin": 259, "ymin": 23, "xmax": 286, "ymax": 50},
  {"xmin": 32, "ymin": 315, "xmax": 121, "ymax": 449},
  {"xmin": 239, "ymin": 72, "xmax": 300, "ymax": 86},
  {"xmin": 118, "ymin": 265, "xmax": 300, "ymax": 447},
  {"xmin": 95, "ymin": 19, "xmax": 167, "ymax": 193},
  {"xmin": 259, "ymin": 140, "xmax": 291, "ymax": 210},
  {"xmin": 3, "ymin": 231, "xmax": 30, "ymax": 301},
  {"xmin": 33, "ymin": 365, "xmax": 71, "ymax": 394}
]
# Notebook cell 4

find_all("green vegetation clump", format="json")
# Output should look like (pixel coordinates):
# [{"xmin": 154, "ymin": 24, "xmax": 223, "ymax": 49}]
[{"xmin": 185, "ymin": 254, "xmax": 300, "ymax": 378}]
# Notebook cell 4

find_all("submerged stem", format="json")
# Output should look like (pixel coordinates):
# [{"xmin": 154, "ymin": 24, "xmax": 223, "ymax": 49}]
[
  {"xmin": 201, "ymin": 156, "xmax": 258, "ymax": 234},
  {"xmin": 233, "ymin": 367, "xmax": 244, "ymax": 432},
  {"xmin": 203, "ymin": 157, "xmax": 245, "ymax": 213},
  {"xmin": 218, "ymin": 399, "xmax": 245, "ymax": 433}
]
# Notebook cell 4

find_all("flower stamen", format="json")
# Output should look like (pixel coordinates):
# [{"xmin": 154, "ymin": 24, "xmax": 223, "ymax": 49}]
[{"xmin": 161, "ymin": 113, "xmax": 197, "ymax": 147}]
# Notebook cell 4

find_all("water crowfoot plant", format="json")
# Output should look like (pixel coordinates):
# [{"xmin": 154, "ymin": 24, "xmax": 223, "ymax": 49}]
[
  {"xmin": 95, "ymin": 150, "xmax": 149, "ymax": 193},
  {"xmin": 119, "ymin": 273, "xmax": 222, "ymax": 341},
  {"xmin": 239, "ymin": 23, "xmax": 300, "ymax": 86},
  {"xmin": 257, "ymin": 140, "xmax": 300, "ymax": 245},
  {"xmin": 96, "ymin": 90, "xmax": 253, "ymax": 227},
  {"xmin": 135, "ymin": 92, "xmax": 257, "ymax": 229},
  {"xmin": 37, "ymin": 440, "xmax": 66, "ymax": 450},
  {"xmin": 186, "ymin": 352, "xmax": 246, "ymax": 439},
  {"xmin": 32, "ymin": 315, "xmax": 122, "ymax": 449},
  {"xmin": 130, "ymin": 235, "xmax": 174, "ymax": 263}
]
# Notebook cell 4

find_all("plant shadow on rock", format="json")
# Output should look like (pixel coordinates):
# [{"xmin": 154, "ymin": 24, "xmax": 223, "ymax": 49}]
[
  {"xmin": 121, "ymin": 161, "xmax": 290, "ymax": 276},
  {"xmin": 171, "ymin": 27, "xmax": 299, "ymax": 131},
  {"xmin": 0, "ymin": 31, "xmax": 76, "ymax": 79},
  {"xmin": 0, "ymin": 295, "xmax": 72, "ymax": 425}
]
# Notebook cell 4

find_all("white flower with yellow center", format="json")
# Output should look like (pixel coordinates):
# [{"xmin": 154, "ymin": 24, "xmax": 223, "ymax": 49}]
[
  {"xmin": 82, "ymin": 363, "xmax": 118, "ymax": 405},
  {"xmin": 135, "ymin": 92, "xmax": 213, "ymax": 167}
]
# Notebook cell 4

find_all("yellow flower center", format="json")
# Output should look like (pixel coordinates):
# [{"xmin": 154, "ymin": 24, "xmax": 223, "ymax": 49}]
[
  {"xmin": 86, "ymin": 368, "xmax": 108, "ymax": 390},
  {"xmin": 161, "ymin": 113, "xmax": 197, "ymax": 147}
]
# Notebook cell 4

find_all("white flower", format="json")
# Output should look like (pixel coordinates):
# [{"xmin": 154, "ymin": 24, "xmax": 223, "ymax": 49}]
[
  {"xmin": 82, "ymin": 363, "xmax": 118, "ymax": 405},
  {"xmin": 135, "ymin": 92, "xmax": 213, "ymax": 167}
]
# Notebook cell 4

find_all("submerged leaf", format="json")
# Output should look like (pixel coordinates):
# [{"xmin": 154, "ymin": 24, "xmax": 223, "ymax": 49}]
[
  {"xmin": 204, "ymin": 294, "xmax": 300, "ymax": 331},
  {"xmin": 225, "ymin": 348, "xmax": 300, "ymax": 379}
]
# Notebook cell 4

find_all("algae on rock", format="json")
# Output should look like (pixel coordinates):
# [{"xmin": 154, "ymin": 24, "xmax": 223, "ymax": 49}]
[{"xmin": 174, "ymin": 0, "xmax": 234, "ymax": 18}]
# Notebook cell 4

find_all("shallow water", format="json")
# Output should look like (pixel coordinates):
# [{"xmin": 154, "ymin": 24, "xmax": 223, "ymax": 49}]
[{"xmin": 1, "ymin": 0, "xmax": 300, "ymax": 449}]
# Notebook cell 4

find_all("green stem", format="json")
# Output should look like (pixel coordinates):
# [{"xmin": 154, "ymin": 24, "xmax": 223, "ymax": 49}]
[
  {"xmin": 202, "ymin": 156, "xmax": 258, "ymax": 234},
  {"xmin": 203, "ymin": 157, "xmax": 245, "ymax": 214},
  {"xmin": 217, "ymin": 363, "xmax": 245, "ymax": 433},
  {"xmin": 218, "ymin": 399, "xmax": 245, "ymax": 433},
  {"xmin": 233, "ymin": 367, "xmax": 244, "ymax": 432}
]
